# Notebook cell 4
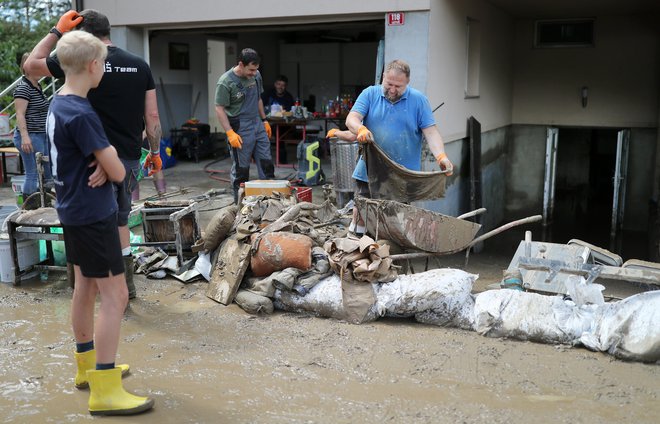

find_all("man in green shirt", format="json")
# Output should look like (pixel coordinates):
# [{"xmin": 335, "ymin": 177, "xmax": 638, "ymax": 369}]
[{"xmin": 214, "ymin": 48, "xmax": 274, "ymax": 202}]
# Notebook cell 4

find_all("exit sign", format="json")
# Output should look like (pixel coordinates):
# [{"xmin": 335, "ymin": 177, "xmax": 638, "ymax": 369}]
[{"xmin": 387, "ymin": 12, "xmax": 405, "ymax": 26}]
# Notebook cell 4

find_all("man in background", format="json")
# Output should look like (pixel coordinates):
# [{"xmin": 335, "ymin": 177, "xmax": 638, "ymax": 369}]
[
  {"xmin": 215, "ymin": 48, "xmax": 274, "ymax": 203},
  {"xmin": 261, "ymin": 74, "xmax": 295, "ymax": 112}
]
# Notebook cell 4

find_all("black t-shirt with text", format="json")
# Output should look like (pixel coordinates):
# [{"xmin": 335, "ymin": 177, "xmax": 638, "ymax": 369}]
[{"xmin": 47, "ymin": 46, "xmax": 156, "ymax": 160}]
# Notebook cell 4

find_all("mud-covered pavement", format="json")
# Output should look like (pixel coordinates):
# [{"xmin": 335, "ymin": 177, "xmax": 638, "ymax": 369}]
[{"xmin": 1, "ymin": 158, "xmax": 659, "ymax": 423}]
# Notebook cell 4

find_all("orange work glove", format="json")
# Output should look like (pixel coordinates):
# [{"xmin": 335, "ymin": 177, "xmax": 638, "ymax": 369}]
[
  {"xmin": 55, "ymin": 10, "xmax": 83, "ymax": 35},
  {"xmin": 226, "ymin": 129, "xmax": 243, "ymax": 149},
  {"xmin": 144, "ymin": 152, "xmax": 162, "ymax": 176},
  {"xmin": 263, "ymin": 120, "xmax": 272, "ymax": 138},
  {"xmin": 435, "ymin": 152, "xmax": 454, "ymax": 176},
  {"xmin": 357, "ymin": 125, "xmax": 373, "ymax": 143},
  {"xmin": 326, "ymin": 128, "xmax": 338, "ymax": 139}
]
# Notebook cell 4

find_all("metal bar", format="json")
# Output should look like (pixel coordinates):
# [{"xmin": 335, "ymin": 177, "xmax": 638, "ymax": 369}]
[
  {"xmin": 457, "ymin": 208, "xmax": 487, "ymax": 220},
  {"xmin": 518, "ymin": 256, "xmax": 660, "ymax": 286}
]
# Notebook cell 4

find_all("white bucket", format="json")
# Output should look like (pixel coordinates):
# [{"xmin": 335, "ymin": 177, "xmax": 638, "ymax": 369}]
[
  {"xmin": 0, "ymin": 235, "xmax": 41, "ymax": 283},
  {"xmin": 0, "ymin": 113, "xmax": 11, "ymax": 141}
]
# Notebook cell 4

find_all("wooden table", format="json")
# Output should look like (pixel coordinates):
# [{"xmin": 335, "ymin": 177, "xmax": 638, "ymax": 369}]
[{"xmin": 0, "ymin": 146, "xmax": 23, "ymax": 185}]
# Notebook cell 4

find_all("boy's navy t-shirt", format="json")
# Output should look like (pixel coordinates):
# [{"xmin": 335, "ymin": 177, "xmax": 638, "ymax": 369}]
[{"xmin": 46, "ymin": 95, "xmax": 118, "ymax": 225}]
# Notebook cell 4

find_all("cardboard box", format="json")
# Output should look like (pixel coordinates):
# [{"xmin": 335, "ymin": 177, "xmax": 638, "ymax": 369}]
[{"xmin": 244, "ymin": 180, "xmax": 291, "ymax": 197}]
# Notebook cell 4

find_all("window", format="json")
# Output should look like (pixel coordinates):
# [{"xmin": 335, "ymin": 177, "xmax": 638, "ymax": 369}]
[
  {"xmin": 465, "ymin": 17, "xmax": 481, "ymax": 98},
  {"xmin": 535, "ymin": 19, "xmax": 594, "ymax": 48},
  {"xmin": 169, "ymin": 43, "xmax": 190, "ymax": 70}
]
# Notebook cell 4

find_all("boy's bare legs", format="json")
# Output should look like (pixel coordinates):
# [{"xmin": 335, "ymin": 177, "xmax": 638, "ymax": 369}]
[
  {"xmin": 71, "ymin": 265, "xmax": 127, "ymax": 362},
  {"xmin": 94, "ymin": 271, "xmax": 128, "ymax": 364},
  {"xmin": 71, "ymin": 266, "xmax": 98, "ymax": 344}
]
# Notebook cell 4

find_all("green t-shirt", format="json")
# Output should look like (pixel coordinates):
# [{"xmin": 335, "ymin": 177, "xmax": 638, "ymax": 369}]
[{"xmin": 214, "ymin": 68, "xmax": 263, "ymax": 117}]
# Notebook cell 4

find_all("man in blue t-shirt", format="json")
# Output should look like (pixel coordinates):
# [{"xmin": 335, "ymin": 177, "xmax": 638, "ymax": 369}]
[{"xmin": 345, "ymin": 59, "xmax": 454, "ymax": 235}]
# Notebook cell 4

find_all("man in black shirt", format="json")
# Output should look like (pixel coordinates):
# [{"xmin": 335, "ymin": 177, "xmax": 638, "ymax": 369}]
[
  {"xmin": 25, "ymin": 9, "xmax": 162, "ymax": 300},
  {"xmin": 261, "ymin": 74, "xmax": 295, "ymax": 112}
]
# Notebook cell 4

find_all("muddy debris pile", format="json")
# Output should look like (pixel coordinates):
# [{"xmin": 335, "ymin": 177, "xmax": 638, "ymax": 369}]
[{"xmin": 132, "ymin": 193, "xmax": 660, "ymax": 363}]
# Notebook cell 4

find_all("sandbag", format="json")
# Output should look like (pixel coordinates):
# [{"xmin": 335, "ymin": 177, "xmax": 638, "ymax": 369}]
[
  {"xmin": 273, "ymin": 275, "xmax": 378, "ymax": 321},
  {"xmin": 250, "ymin": 232, "xmax": 313, "ymax": 277},
  {"xmin": 579, "ymin": 291, "xmax": 660, "ymax": 362},
  {"xmin": 376, "ymin": 268, "xmax": 477, "ymax": 330},
  {"xmin": 473, "ymin": 289, "xmax": 595, "ymax": 344},
  {"xmin": 203, "ymin": 205, "xmax": 238, "ymax": 251},
  {"xmin": 234, "ymin": 289, "xmax": 274, "ymax": 315}
]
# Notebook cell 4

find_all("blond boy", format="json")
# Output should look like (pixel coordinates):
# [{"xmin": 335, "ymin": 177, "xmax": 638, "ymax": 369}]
[{"xmin": 47, "ymin": 30, "xmax": 154, "ymax": 416}]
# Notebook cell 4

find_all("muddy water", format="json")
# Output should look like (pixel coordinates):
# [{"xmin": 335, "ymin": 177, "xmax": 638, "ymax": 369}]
[{"xmin": 1, "ymin": 271, "xmax": 659, "ymax": 424}]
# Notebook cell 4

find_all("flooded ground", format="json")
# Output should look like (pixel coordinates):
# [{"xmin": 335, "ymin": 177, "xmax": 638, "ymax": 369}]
[{"xmin": 1, "ymin": 156, "xmax": 658, "ymax": 423}]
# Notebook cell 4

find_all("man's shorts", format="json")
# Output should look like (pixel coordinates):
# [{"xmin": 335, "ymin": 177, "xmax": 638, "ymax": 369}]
[
  {"xmin": 63, "ymin": 213, "xmax": 124, "ymax": 278},
  {"xmin": 116, "ymin": 158, "xmax": 140, "ymax": 226}
]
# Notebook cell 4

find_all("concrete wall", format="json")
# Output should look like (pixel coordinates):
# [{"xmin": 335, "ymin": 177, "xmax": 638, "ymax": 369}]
[
  {"xmin": 84, "ymin": 0, "xmax": 430, "ymax": 26},
  {"xmin": 384, "ymin": 11, "xmax": 430, "ymax": 92},
  {"xmin": 512, "ymin": 15, "xmax": 659, "ymax": 128},
  {"xmin": 427, "ymin": 0, "xmax": 515, "ymax": 142}
]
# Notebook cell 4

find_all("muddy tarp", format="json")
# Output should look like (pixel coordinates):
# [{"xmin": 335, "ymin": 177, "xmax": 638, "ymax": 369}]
[{"xmin": 364, "ymin": 142, "xmax": 446, "ymax": 202}]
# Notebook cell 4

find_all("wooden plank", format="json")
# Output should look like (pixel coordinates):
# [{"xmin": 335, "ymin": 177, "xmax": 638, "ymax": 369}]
[{"xmin": 206, "ymin": 237, "xmax": 251, "ymax": 305}]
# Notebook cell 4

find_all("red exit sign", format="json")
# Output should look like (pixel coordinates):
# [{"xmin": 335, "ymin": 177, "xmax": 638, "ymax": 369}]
[{"xmin": 387, "ymin": 12, "xmax": 405, "ymax": 26}]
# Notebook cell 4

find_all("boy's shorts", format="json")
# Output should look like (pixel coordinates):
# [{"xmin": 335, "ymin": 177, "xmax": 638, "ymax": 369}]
[{"xmin": 63, "ymin": 213, "xmax": 125, "ymax": 278}]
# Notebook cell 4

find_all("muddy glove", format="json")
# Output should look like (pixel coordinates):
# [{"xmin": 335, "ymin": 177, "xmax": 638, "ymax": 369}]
[
  {"xmin": 357, "ymin": 125, "xmax": 373, "ymax": 143},
  {"xmin": 435, "ymin": 152, "xmax": 454, "ymax": 176},
  {"xmin": 144, "ymin": 151, "xmax": 162, "ymax": 176},
  {"xmin": 326, "ymin": 128, "xmax": 338, "ymax": 139},
  {"xmin": 51, "ymin": 10, "xmax": 83, "ymax": 38},
  {"xmin": 226, "ymin": 129, "xmax": 243, "ymax": 149},
  {"xmin": 263, "ymin": 120, "xmax": 272, "ymax": 138}
]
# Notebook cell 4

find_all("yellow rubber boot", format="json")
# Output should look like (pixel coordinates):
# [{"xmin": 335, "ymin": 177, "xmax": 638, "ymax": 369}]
[
  {"xmin": 74, "ymin": 350, "xmax": 130, "ymax": 389},
  {"xmin": 86, "ymin": 368, "xmax": 154, "ymax": 416}
]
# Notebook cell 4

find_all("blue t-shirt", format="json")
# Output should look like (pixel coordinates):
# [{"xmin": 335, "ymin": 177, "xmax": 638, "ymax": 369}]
[
  {"xmin": 351, "ymin": 85, "xmax": 435, "ymax": 181},
  {"xmin": 46, "ymin": 95, "xmax": 117, "ymax": 225}
]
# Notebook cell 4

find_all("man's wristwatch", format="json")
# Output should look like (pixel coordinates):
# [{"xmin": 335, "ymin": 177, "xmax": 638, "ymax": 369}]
[
  {"xmin": 49, "ymin": 27, "xmax": 63, "ymax": 38},
  {"xmin": 261, "ymin": 117, "xmax": 267, "ymax": 122}
]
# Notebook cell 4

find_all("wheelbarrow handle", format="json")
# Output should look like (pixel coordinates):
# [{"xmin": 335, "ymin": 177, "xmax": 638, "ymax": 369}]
[{"xmin": 467, "ymin": 215, "xmax": 542, "ymax": 248}]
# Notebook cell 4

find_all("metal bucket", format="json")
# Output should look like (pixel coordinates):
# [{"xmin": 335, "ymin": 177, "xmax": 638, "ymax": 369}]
[{"xmin": 329, "ymin": 141, "xmax": 359, "ymax": 193}]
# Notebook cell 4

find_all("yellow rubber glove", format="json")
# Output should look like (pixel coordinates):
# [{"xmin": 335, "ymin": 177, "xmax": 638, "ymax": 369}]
[
  {"xmin": 326, "ymin": 128, "xmax": 338, "ymax": 139},
  {"xmin": 56, "ymin": 10, "xmax": 83, "ymax": 34},
  {"xmin": 357, "ymin": 125, "xmax": 373, "ymax": 143},
  {"xmin": 144, "ymin": 152, "xmax": 162, "ymax": 176},
  {"xmin": 227, "ymin": 129, "xmax": 243, "ymax": 149},
  {"xmin": 435, "ymin": 152, "xmax": 454, "ymax": 176},
  {"xmin": 263, "ymin": 120, "xmax": 272, "ymax": 138}
]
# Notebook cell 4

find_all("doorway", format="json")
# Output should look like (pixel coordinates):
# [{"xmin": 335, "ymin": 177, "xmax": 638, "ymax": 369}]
[
  {"xmin": 542, "ymin": 127, "xmax": 645, "ymax": 259},
  {"xmin": 552, "ymin": 128, "xmax": 617, "ymax": 244}
]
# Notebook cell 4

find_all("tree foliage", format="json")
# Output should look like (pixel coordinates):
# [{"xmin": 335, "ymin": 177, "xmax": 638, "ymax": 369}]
[{"xmin": 0, "ymin": 1, "xmax": 72, "ymax": 100}]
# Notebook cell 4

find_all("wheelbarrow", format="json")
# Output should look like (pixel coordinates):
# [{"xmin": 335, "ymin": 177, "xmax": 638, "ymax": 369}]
[{"xmin": 354, "ymin": 197, "xmax": 542, "ymax": 265}]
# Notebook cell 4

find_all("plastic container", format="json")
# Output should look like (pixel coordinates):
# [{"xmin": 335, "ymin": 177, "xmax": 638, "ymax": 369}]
[
  {"xmin": 0, "ymin": 235, "xmax": 40, "ymax": 283},
  {"xmin": 329, "ymin": 141, "xmax": 359, "ymax": 193},
  {"xmin": 10, "ymin": 175, "xmax": 25, "ymax": 206},
  {"xmin": 244, "ymin": 180, "xmax": 291, "ymax": 197},
  {"xmin": 294, "ymin": 187, "xmax": 312, "ymax": 203}
]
